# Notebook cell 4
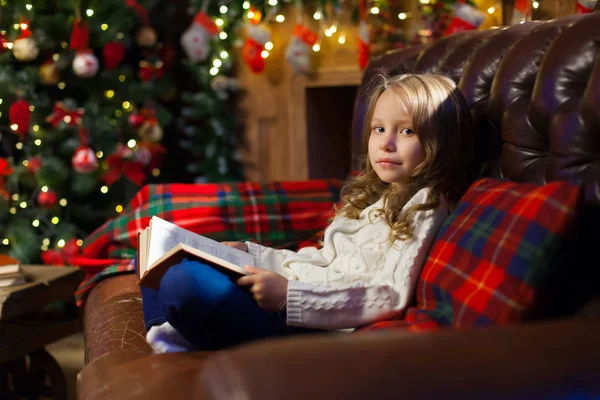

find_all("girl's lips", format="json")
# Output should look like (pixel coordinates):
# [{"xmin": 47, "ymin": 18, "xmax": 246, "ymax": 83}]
[{"xmin": 377, "ymin": 159, "xmax": 400, "ymax": 165}]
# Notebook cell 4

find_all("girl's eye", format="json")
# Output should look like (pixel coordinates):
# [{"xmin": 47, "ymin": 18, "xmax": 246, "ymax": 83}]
[
  {"xmin": 372, "ymin": 126, "xmax": 384, "ymax": 134},
  {"xmin": 400, "ymin": 128, "xmax": 414, "ymax": 135}
]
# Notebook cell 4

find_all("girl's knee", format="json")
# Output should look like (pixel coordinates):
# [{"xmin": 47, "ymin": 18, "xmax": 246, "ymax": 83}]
[{"xmin": 159, "ymin": 259, "xmax": 238, "ymax": 310}]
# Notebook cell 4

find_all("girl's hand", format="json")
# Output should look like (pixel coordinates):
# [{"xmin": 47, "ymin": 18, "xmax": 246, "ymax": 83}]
[
  {"xmin": 222, "ymin": 241, "xmax": 248, "ymax": 252},
  {"xmin": 237, "ymin": 266, "xmax": 288, "ymax": 311}
]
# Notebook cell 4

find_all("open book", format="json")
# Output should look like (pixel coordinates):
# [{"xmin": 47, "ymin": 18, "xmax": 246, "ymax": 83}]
[{"xmin": 137, "ymin": 216, "xmax": 252, "ymax": 290}]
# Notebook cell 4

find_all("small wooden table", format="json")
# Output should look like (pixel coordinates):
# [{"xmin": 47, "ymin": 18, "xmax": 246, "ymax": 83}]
[{"xmin": 0, "ymin": 265, "xmax": 85, "ymax": 400}]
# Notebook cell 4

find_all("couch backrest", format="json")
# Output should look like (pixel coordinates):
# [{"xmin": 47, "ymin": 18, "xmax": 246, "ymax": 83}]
[{"xmin": 351, "ymin": 12, "xmax": 600, "ymax": 210}]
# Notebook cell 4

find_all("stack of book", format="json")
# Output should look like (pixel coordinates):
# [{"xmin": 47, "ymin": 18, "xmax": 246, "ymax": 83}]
[{"xmin": 0, "ymin": 255, "xmax": 27, "ymax": 288}]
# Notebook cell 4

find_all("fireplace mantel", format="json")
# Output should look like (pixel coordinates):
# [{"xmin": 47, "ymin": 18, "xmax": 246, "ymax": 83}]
[{"xmin": 288, "ymin": 66, "xmax": 363, "ymax": 180}]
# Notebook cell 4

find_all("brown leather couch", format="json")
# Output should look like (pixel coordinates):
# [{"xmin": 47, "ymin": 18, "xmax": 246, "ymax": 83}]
[{"xmin": 77, "ymin": 13, "xmax": 600, "ymax": 400}]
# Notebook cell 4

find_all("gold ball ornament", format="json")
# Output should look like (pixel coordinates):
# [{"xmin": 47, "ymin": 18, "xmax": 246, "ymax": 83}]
[
  {"xmin": 138, "ymin": 119, "xmax": 163, "ymax": 143},
  {"xmin": 136, "ymin": 26, "xmax": 158, "ymax": 48},
  {"xmin": 40, "ymin": 62, "xmax": 60, "ymax": 85},
  {"xmin": 12, "ymin": 37, "xmax": 39, "ymax": 62}
]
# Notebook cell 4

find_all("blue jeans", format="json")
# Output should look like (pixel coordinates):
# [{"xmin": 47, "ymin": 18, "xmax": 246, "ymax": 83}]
[{"xmin": 140, "ymin": 258, "xmax": 320, "ymax": 350}]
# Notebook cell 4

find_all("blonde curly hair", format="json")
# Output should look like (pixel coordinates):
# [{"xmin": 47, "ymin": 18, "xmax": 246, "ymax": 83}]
[{"xmin": 337, "ymin": 73, "xmax": 474, "ymax": 242}]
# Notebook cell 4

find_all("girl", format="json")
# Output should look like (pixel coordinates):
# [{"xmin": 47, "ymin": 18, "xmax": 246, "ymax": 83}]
[{"xmin": 142, "ymin": 73, "xmax": 474, "ymax": 353}]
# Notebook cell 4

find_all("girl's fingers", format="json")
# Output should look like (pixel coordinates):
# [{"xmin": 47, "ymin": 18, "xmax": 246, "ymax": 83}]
[
  {"xmin": 236, "ymin": 275, "xmax": 256, "ymax": 286},
  {"xmin": 245, "ymin": 265, "xmax": 264, "ymax": 274}
]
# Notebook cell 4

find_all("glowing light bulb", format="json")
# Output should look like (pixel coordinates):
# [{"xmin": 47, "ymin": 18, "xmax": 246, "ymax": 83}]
[
  {"xmin": 127, "ymin": 139, "xmax": 136, "ymax": 148},
  {"xmin": 398, "ymin": 12, "xmax": 407, "ymax": 20},
  {"xmin": 370, "ymin": 7, "xmax": 379, "ymax": 14},
  {"xmin": 275, "ymin": 15, "xmax": 285, "ymax": 22},
  {"xmin": 210, "ymin": 67, "xmax": 219, "ymax": 75},
  {"xmin": 265, "ymin": 41, "xmax": 273, "ymax": 51},
  {"xmin": 220, "ymin": 5, "xmax": 228, "ymax": 13},
  {"xmin": 219, "ymin": 32, "xmax": 228, "ymax": 40},
  {"xmin": 86, "ymin": 9, "xmax": 94, "ymax": 17},
  {"xmin": 261, "ymin": 50, "xmax": 269, "ymax": 58}
]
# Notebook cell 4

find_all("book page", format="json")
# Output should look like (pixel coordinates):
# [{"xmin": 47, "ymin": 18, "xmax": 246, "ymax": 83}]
[{"xmin": 147, "ymin": 216, "xmax": 254, "ymax": 269}]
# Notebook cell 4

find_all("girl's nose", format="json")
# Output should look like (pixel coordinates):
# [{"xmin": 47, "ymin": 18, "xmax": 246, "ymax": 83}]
[{"xmin": 380, "ymin": 133, "xmax": 396, "ymax": 152}]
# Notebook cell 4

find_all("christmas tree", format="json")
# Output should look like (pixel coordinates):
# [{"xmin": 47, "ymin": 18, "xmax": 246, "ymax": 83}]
[{"xmin": 0, "ymin": 0, "xmax": 177, "ymax": 263}]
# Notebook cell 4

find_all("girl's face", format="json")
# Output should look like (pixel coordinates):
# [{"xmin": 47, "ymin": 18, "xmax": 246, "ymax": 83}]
[{"xmin": 368, "ymin": 88, "xmax": 425, "ymax": 184}]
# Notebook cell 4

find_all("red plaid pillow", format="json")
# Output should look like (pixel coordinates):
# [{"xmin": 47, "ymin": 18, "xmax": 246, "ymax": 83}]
[{"xmin": 405, "ymin": 178, "xmax": 581, "ymax": 328}]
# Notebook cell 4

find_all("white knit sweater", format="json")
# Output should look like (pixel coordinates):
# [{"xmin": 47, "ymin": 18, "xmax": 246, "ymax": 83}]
[{"xmin": 246, "ymin": 187, "xmax": 448, "ymax": 330}]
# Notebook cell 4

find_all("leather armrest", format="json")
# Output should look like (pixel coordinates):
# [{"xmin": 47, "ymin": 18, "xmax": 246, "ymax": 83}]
[
  {"xmin": 199, "ymin": 318, "xmax": 600, "ymax": 400},
  {"xmin": 83, "ymin": 274, "xmax": 151, "ymax": 363}
]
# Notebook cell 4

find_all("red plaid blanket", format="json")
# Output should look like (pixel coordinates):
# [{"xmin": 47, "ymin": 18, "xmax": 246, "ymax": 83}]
[{"xmin": 75, "ymin": 179, "xmax": 342, "ymax": 305}]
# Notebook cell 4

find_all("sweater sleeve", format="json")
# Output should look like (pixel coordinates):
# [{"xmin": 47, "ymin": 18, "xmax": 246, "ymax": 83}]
[
  {"xmin": 285, "ymin": 201, "xmax": 448, "ymax": 329},
  {"xmin": 245, "ymin": 241, "xmax": 327, "ymax": 280},
  {"xmin": 245, "ymin": 241, "xmax": 297, "ymax": 278}
]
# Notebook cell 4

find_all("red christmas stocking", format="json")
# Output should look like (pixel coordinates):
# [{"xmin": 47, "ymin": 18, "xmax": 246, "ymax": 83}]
[
  {"xmin": 576, "ymin": 0, "xmax": 598, "ymax": 13},
  {"xmin": 444, "ymin": 2, "xmax": 485, "ymax": 36}
]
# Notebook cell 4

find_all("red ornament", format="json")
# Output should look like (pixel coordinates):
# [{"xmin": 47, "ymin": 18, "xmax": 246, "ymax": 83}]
[
  {"xmin": 37, "ymin": 189, "xmax": 58, "ymax": 209},
  {"xmin": 0, "ymin": 158, "xmax": 13, "ymax": 176},
  {"xmin": 103, "ymin": 41, "xmax": 125, "ymax": 70},
  {"xmin": 70, "ymin": 19, "xmax": 90, "ymax": 51},
  {"xmin": 0, "ymin": 158, "xmax": 13, "ymax": 200},
  {"xmin": 9, "ymin": 99, "xmax": 31, "ymax": 139},
  {"xmin": 0, "ymin": 34, "xmax": 9, "ymax": 54},
  {"xmin": 41, "ymin": 238, "xmax": 81, "ymax": 266},
  {"xmin": 72, "ymin": 147, "xmax": 98, "ymax": 173},
  {"xmin": 45, "ymin": 102, "xmax": 84, "ymax": 128},
  {"xmin": 26, "ymin": 156, "xmax": 42, "ymax": 173},
  {"xmin": 139, "ymin": 60, "xmax": 164, "ymax": 81},
  {"xmin": 128, "ymin": 113, "xmax": 145, "ymax": 129}
]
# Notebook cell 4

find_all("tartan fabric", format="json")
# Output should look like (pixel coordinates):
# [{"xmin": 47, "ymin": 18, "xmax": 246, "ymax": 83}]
[
  {"xmin": 408, "ymin": 178, "xmax": 581, "ymax": 328},
  {"xmin": 75, "ymin": 179, "xmax": 342, "ymax": 304}
]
